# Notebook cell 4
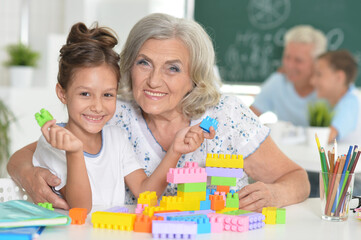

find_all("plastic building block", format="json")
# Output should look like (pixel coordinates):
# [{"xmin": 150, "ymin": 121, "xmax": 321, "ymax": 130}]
[
  {"xmin": 200, "ymin": 198, "xmax": 211, "ymax": 210},
  {"xmin": 35, "ymin": 108, "xmax": 53, "ymax": 127},
  {"xmin": 155, "ymin": 210, "xmax": 214, "ymax": 218},
  {"xmin": 200, "ymin": 116, "xmax": 218, "ymax": 133},
  {"xmin": 167, "ymin": 162, "xmax": 207, "ymax": 184},
  {"xmin": 356, "ymin": 208, "xmax": 361, "ymax": 220},
  {"xmin": 211, "ymin": 176, "xmax": 237, "ymax": 186},
  {"xmin": 205, "ymin": 167, "xmax": 243, "ymax": 178},
  {"xmin": 104, "ymin": 206, "xmax": 129, "ymax": 213},
  {"xmin": 208, "ymin": 214, "xmax": 225, "ymax": 233},
  {"xmin": 223, "ymin": 209, "xmax": 251, "ymax": 215},
  {"xmin": 91, "ymin": 212, "xmax": 136, "ymax": 231},
  {"xmin": 216, "ymin": 208, "xmax": 238, "ymax": 214},
  {"xmin": 37, "ymin": 202, "xmax": 54, "ymax": 211},
  {"xmin": 208, "ymin": 213, "xmax": 249, "ymax": 232},
  {"xmin": 138, "ymin": 191, "xmax": 158, "ymax": 207},
  {"xmin": 143, "ymin": 206, "xmax": 165, "ymax": 217},
  {"xmin": 135, "ymin": 203, "xmax": 148, "ymax": 214},
  {"xmin": 226, "ymin": 192, "xmax": 239, "ymax": 208},
  {"xmin": 262, "ymin": 207, "xmax": 277, "ymax": 224},
  {"xmin": 152, "ymin": 220, "xmax": 197, "ymax": 239},
  {"xmin": 209, "ymin": 195, "xmax": 225, "ymax": 211},
  {"xmin": 168, "ymin": 215, "xmax": 211, "ymax": 234},
  {"xmin": 206, "ymin": 154, "xmax": 243, "ymax": 168},
  {"xmin": 177, "ymin": 191, "xmax": 206, "ymax": 201},
  {"xmin": 276, "ymin": 208, "xmax": 286, "ymax": 224},
  {"xmin": 69, "ymin": 208, "xmax": 87, "ymax": 225},
  {"xmin": 178, "ymin": 182, "xmax": 207, "ymax": 192},
  {"xmin": 216, "ymin": 185, "xmax": 230, "ymax": 193},
  {"xmin": 133, "ymin": 214, "xmax": 164, "ymax": 233}
]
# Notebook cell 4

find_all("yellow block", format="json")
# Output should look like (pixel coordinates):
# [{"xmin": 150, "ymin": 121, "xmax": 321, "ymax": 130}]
[
  {"xmin": 91, "ymin": 212, "xmax": 136, "ymax": 231},
  {"xmin": 262, "ymin": 207, "xmax": 277, "ymax": 224},
  {"xmin": 137, "ymin": 191, "xmax": 158, "ymax": 206},
  {"xmin": 216, "ymin": 207, "xmax": 238, "ymax": 214},
  {"xmin": 177, "ymin": 191, "xmax": 206, "ymax": 201},
  {"xmin": 205, "ymin": 153, "xmax": 243, "ymax": 168},
  {"xmin": 143, "ymin": 206, "xmax": 165, "ymax": 217},
  {"xmin": 159, "ymin": 196, "xmax": 200, "ymax": 211}
]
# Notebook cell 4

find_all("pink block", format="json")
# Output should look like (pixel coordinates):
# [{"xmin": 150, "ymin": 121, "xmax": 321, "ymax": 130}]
[
  {"xmin": 135, "ymin": 203, "xmax": 148, "ymax": 214},
  {"xmin": 208, "ymin": 214, "xmax": 225, "ymax": 233},
  {"xmin": 208, "ymin": 213, "xmax": 249, "ymax": 233},
  {"xmin": 167, "ymin": 165, "xmax": 207, "ymax": 184},
  {"xmin": 214, "ymin": 192, "xmax": 227, "ymax": 206}
]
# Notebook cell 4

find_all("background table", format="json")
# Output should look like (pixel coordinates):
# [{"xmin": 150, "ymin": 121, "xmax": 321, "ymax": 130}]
[{"xmin": 38, "ymin": 198, "xmax": 361, "ymax": 240}]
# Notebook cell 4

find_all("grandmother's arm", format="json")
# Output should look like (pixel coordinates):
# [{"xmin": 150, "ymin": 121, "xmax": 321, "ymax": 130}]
[{"xmin": 238, "ymin": 135, "xmax": 310, "ymax": 212}]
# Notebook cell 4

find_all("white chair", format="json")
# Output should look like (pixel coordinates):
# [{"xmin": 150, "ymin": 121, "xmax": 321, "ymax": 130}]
[{"xmin": 0, "ymin": 178, "xmax": 32, "ymax": 202}]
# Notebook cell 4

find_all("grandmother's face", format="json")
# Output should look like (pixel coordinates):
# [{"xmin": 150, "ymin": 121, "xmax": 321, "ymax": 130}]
[{"xmin": 131, "ymin": 38, "xmax": 193, "ymax": 117}]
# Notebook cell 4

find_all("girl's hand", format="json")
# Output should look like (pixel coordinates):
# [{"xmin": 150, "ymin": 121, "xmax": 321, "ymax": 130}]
[
  {"xmin": 41, "ymin": 120, "xmax": 83, "ymax": 153},
  {"xmin": 171, "ymin": 123, "xmax": 216, "ymax": 154}
]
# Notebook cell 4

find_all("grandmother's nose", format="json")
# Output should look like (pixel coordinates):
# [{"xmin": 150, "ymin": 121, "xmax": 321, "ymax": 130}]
[{"xmin": 147, "ymin": 68, "xmax": 163, "ymax": 88}]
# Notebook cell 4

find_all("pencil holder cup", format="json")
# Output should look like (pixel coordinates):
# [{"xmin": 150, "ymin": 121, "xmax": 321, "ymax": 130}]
[{"xmin": 320, "ymin": 171, "xmax": 354, "ymax": 221}]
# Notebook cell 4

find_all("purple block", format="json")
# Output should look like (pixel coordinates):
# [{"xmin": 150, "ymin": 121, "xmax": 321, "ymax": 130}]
[
  {"xmin": 241, "ymin": 212, "xmax": 265, "ymax": 223},
  {"xmin": 155, "ymin": 210, "xmax": 215, "ymax": 218},
  {"xmin": 205, "ymin": 167, "xmax": 243, "ymax": 178},
  {"xmin": 103, "ymin": 206, "xmax": 129, "ymax": 213},
  {"xmin": 152, "ymin": 220, "xmax": 197, "ymax": 239}
]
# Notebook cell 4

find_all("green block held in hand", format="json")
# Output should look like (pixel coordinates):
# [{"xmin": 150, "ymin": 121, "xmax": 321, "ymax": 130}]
[{"xmin": 35, "ymin": 108, "xmax": 53, "ymax": 127}]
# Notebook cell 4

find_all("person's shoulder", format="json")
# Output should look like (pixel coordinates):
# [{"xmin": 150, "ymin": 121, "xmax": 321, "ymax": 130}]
[
  {"xmin": 338, "ymin": 86, "xmax": 359, "ymax": 107},
  {"xmin": 265, "ymin": 72, "xmax": 287, "ymax": 84},
  {"xmin": 207, "ymin": 94, "xmax": 249, "ymax": 117},
  {"xmin": 102, "ymin": 125, "xmax": 127, "ymax": 139}
]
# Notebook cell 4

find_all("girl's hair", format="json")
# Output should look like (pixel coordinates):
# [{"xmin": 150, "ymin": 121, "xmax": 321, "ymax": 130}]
[
  {"xmin": 284, "ymin": 25, "xmax": 327, "ymax": 59},
  {"xmin": 318, "ymin": 50, "xmax": 358, "ymax": 85},
  {"xmin": 58, "ymin": 22, "xmax": 120, "ymax": 90},
  {"xmin": 118, "ymin": 13, "xmax": 221, "ymax": 119}
]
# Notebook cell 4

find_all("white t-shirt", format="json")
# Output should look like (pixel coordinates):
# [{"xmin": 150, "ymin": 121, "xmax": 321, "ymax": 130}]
[
  {"xmin": 108, "ymin": 95, "xmax": 270, "ymax": 204},
  {"xmin": 32, "ymin": 125, "xmax": 142, "ymax": 206}
]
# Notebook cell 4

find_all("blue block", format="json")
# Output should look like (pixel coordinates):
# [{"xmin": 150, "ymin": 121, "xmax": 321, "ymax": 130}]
[
  {"xmin": 200, "ymin": 198, "xmax": 211, "ymax": 210},
  {"xmin": 168, "ymin": 215, "xmax": 211, "ymax": 234},
  {"xmin": 200, "ymin": 116, "xmax": 218, "ymax": 133}
]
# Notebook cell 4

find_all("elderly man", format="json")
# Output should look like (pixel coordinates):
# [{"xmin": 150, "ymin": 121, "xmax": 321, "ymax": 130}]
[{"xmin": 250, "ymin": 25, "xmax": 327, "ymax": 127}]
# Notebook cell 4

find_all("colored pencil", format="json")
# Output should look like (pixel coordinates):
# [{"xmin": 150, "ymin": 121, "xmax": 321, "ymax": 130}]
[
  {"xmin": 330, "ymin": 155, "xmax": 346, "ymax": 215},
  {"xmin": 325, "ymin": 157, "xmax": 340, "ymax": 215}
]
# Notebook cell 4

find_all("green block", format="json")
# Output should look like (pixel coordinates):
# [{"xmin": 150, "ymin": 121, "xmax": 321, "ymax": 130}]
[
  {"xmin": 178, "ymin": 182, "xmax": 207, "ymax": 192},
  {"xmin": 226, "ymin": 193, "xmax": 239, "ymax": 208},
  {"xmin": 211, "ymin": 176, "xmax": 237, "ymax": 186},
  {"xmin": 276, "ymin": 208, "xmax": 286, "ymax": 224},
  {"xmin": 223, "ymin": 209, "xmax": 251, "ymax": 215},
  {"xmin": 35, "ymin": 108, "xmax": 53, "ymax": 127}
]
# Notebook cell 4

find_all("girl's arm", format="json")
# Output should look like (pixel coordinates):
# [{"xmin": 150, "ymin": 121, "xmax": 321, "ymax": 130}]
[
  {"xmin": 41, "ymin": 120, "xmax": 92, "ymax": 212},
  {"xmin": 7, "ymin": 142, "xmax": 70, "ymax": 209},
  {"xmin": 125, "ymin": 124, "xmax": 215, "ymax": 198}
]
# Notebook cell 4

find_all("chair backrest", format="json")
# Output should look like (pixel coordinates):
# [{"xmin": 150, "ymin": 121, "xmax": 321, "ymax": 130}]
[{"xmin": 0, "ymin": 178, "xmax": 32, "ymax": 202}]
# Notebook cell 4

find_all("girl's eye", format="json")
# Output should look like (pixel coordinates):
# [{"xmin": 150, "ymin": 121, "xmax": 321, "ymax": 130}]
[
  {"xmin": 169, "ymin": 65, "xmax": 180, "ymax": 72},
  {"xmin": 104, "ymin": 93, "xmax": 114, "ymax": 97},
  {"xmin": 80, "ymin": 92, "xmax": 90, "ymax": 96}
]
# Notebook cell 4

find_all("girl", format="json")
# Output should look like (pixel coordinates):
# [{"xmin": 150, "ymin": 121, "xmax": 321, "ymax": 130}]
[
  {"xmin": 312, "ymin": 50, "xmax": 360, "ymax": 143},
  {"xmin": 32, "ymin": 22, "xmax": 214, "ymax": 212}
]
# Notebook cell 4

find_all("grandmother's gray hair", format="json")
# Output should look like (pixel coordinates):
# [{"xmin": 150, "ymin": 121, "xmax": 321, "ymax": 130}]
[
  {"xmin": 118, "ymin": 13, "xmax": 221, "ymax": 119},
  {"xmin": 284, "ymin": 25, "xmax": 327, "ymax": 58}
]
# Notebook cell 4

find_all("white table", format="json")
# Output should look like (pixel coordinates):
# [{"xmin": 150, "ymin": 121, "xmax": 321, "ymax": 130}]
[{"xmin": 38, "ymin": 199, "xmax": 361, "ymax": 240}]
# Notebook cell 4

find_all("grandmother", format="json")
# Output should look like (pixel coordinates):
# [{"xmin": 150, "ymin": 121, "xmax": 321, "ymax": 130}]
[{"xmin": 7, "ymin": 13, "xmax": 310, "ymax": 212}]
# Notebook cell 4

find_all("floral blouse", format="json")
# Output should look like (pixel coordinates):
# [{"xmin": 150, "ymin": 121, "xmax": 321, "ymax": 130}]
[{"xmin": 108, "ymin": 95, "xmax": 270, "ymax": 204}]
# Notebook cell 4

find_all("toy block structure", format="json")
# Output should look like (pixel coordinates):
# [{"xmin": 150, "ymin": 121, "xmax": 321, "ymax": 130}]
[
  {"xmin": 35, "ymin": 108, "xmax": 53, "ymax": 127},
  {"xmin": 37, "ymin": 202, "xmax": 54, "ymax": 211},
  {"xmin": 209, "ymin": 195, "xmax": 225, "ymax": 211},
  {"xmin": 223, "ymin": 209, "xmax": 265, "ymax": 230},
  {"xmin": 143, "ymin": 206, "xmax": 165, "ymax": 217},
  {"xmin": 69, "ymin": 208, "xmax": 87, "ymax": 225},
  {"xmin": 152, "ymin": 220, "xmax": 197, "ymax": 239},
  {"xmin": 206, "ymin": 167, "xmax": 243, "ymax": 178},
  {"xmin": 205, "ymin": 154, "xmax": 243, "ymax": 169},
  {"xmin": 167, "ymin": 215, "xmax": 211, "ymax": 234},
  {"xmin": 167, "ymin": 162, "xmax": 207, "ymax": 184},
  {"xmin": 133, "ymin": 214, "xmax": 164, "ymax": 233},
  {"xmin": 262, "ymin": 207, "xmax": 277, "ymax": 224},
  {"xmin": 91, "ymin": 212, "xmax": 136, "ymax": 231},
  {"xmin": 104, "ymin": 206, "xmax": 129, "ymax": 213},
  {"xmin": 177, "ymin": 191, "xmax": 206, "ymax": 201},
  {"xmin": 211, "ymin": 176, "xmax": 237, "ymax": 186},
  {"xmin": 200, "ymin": 116, "xmax": 218, "ymax": 133},
  {"xmin": 226, "ymin": 192, "xmax": 239, "ymax": 209},
  {"xmin": 137, "ymin": 191, "xmax": 158, "ymax": 207}
]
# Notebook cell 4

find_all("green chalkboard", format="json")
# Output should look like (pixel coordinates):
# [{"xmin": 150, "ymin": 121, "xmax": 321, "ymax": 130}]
[{"xmin": 194, "ymin": 0, "xmax": 361, "ymax": 86}]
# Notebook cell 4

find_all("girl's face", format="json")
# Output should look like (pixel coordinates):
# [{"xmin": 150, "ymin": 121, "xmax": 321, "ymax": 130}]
[
  {"xmin": 131, "ymin": 38, "xmax": 193, "ymax": 118},
  {"xmin": 311, "ymin": 58, "xmax": 340, "ymax": 99},
  {"xmin": 57, "ymin": 64, "xmax": 118, "ymax": 137}
]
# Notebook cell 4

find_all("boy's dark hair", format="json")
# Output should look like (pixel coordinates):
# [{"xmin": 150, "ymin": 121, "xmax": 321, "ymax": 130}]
[
  {"xmin": 318, "ymin": 50, "xmax": 358, "ymax": 85},
  {"xmin": 58, "ymin": 22, "xmax": 120, "ymax": 90}
]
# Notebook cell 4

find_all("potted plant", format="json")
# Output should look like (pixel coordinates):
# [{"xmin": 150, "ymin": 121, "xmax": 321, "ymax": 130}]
[
  {"xmin": 4, "ymin": 42, "xmax": 40, "ymax": 87},
  {"xmin": 307, "ymin": 101, "xmax": 334, "ymax": 147},
  {"xmin": 0, "ymin": 99, "xmax": 15, "ymax": 177}
]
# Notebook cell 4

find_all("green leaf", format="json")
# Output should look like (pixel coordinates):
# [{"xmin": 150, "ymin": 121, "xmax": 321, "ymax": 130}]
[{"xmin": 308, "ymin": 101, "xmax": 334, "ymax": 127}]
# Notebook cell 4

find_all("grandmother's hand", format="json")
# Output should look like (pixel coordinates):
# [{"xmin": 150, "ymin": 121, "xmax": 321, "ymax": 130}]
[
  {"xmin": 237, "ymin": 181, "xmax": 278, "ymax": 212},
  {"xmin": 172, "ymin": 123, "xmax": 216, "ymax": 154},
  {"xmin": 22, "ymin": 166, "xmax": 70, "ymax": 209}
]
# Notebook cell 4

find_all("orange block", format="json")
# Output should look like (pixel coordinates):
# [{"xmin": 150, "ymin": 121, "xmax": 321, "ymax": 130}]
[
  {"xmin": 69, "ymin": 208, "xmax": 87, "ymax": 225},
  {"xmin": 217, "ymin": 186, "xmax": 230, "ymax": 193},
  {"xmin": 134, "ymin": 214, "xmax": 164, "ymax": 233},
  {"xmin": 210, "ymin": 195, "xmax": 225, "ymax": 211}
]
